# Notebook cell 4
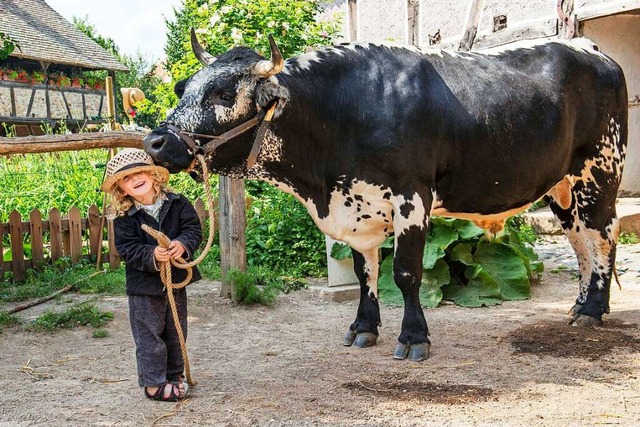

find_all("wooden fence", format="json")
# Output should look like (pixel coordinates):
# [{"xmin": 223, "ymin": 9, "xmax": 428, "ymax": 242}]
[{"xmin": 0, "ymin": 198, "xmax": 212, "ymax": 282}]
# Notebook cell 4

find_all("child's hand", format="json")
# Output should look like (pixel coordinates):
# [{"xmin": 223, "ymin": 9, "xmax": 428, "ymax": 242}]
[
  {"xmin": 154, "ymin": 246, "xmax": 171, "ymax": 263},
  {"xmin": 167, "ymin": 241, "xmax": 186, "ymax": 260}
]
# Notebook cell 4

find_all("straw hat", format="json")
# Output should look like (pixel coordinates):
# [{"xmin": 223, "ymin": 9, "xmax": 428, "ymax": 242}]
[{"xmin": 101, "ymin": 148, "xmax": 169, "ymax": 192}]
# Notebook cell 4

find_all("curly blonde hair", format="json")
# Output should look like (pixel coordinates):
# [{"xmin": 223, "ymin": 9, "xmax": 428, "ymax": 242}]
[{"xmin": 108, "ymin": 169, "xmax": 172, "ymax": 216}]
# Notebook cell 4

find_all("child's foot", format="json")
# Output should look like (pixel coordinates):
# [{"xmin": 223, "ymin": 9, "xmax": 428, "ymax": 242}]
[
  {"xmin": 144, "ymin": 382, "xmax": 187, "ymax": 402},
  {"xmin": 169, "ymin": 374, "xmax": 189, "ymax": 396}
]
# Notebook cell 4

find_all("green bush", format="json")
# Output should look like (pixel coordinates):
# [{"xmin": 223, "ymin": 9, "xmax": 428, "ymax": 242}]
[{"xmin": 229, "ymin": 269, "xmax": 279, "ymax": 305}]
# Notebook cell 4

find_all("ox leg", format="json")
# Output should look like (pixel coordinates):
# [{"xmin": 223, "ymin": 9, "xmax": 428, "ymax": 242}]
[
  {"xmin": 344, "ymin": 248, "xmax": 381, "ymax": 348},
  {"xmin": 392, "ymin": 226, "xmax": 430, "ymax": 361},
  {"xmin": 547, "ymin": 185, "xmax": 620, "ymax": 327}
]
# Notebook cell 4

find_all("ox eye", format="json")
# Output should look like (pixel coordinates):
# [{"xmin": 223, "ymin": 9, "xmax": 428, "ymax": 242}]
[{"xmin": 219, "ymin": 93, "xmax": 234, "ymax": 102}]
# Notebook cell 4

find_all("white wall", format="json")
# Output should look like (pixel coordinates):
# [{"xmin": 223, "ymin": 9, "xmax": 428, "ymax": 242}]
[{"xmin": 582, "ymin": 14, "xmax": 640, "ymax": 195}]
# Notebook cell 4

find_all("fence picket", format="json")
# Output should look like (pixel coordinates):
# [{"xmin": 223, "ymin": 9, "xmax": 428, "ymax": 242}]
[
  {"xmin": 88, "ymin": 205, "xmax": 101, "ymax": 257},
  {"xmin": 107, "ymin": 219, "xmax": 120, "ymax": 269},
  {"xmin": 0, "ymin": 218, "xmax": 4, "ymax": 280},
  {"xmin": 9, "ymin": 210, "xmax": 25, "ymax": 281},
  {"xmin": 69, "ymin": 207, "xmax": 82, "ymax": 264},
  {"xmin": 30, "ymin": 209, "xmax": 44, "ymax": 268},
  {"xmin": 49, "ymin": 208, "xmax": 63, "ymax": 261}
]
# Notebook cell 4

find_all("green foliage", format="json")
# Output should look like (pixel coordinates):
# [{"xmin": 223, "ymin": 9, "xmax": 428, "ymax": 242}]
[
  {"xmin": 26, "ymin": 301, "xmax": 114, "ymax": 332},
  {"xmin": 229, "ymin": 269, "xmax": 279, "ymax": 305},
  {"xmin": 92, "ymin": 328, "xmax": 109, "ymax": 338},
  {"xmin": 0, "ymin": 31, "xmax": 19, "ymax": 60},
  {"xmin": 155, "ymin": 0, "xmax": 342, "ymax": 124},
  {"xmin": 619, "ymin": 232, "xmax": 640, "ymax": 245},
  {"xmin": 0, "ymin": 311, "xmax": 19, "ymax": 332},
  {"xmin": 0, "ymin": 150, "xmax": 108, "ymax": 223},
  {"xmin": 335, "ymin": 217, "xmax": 543, "ymax": 308},
  {"xmin": 73, "ymin": 16, "xmax": 162, "ymax": 127},
  {"xmin": 165, "ymin": 0, "xmax": 341, "ymax": 73},
  {"xmin": 245, "ymin": 182, "xmax": 326, "ymax": 277}
]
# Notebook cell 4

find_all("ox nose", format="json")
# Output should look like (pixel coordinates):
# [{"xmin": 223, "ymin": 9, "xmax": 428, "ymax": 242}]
[{"xmin": 143, "ymin": 133, "xmax": 166, "ymax": 159}]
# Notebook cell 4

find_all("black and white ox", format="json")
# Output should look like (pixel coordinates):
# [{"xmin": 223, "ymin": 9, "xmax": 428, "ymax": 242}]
[{"xmin": 144, "ymin": 32, "xmax": 627, "ymax": 361}]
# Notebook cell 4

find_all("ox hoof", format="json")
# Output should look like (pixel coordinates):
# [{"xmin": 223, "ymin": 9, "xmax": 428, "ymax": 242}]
[
  {"xmin": 343, "ymin": 330, "xmax": 357, "ymax": 346},
  {"xmin": 571, "ymin": 314, "xmax": 603, "ymax": 327},
  {"xmin": 568, "ymin": 304, "xmax": 603, "ymax": 327},
  {"xmin": 353, "ymin": 332, "xmax": 378, "ymax": 348},
  {"xmin": 393, "ymin": 342, "xmax": 430, "ymax": 361}
]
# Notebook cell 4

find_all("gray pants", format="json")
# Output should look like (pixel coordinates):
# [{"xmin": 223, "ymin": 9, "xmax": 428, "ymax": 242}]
[{"xmin": 128, "ymin": 289, "xmax": 188, "ymax": 387}]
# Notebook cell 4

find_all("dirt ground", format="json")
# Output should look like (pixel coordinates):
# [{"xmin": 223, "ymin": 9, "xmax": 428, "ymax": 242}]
[{"xmin": 2, "ymin": 241, "xmax": 640, "ymax": 427}]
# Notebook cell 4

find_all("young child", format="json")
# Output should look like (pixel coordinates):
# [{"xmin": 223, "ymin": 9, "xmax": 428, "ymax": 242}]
[{"xmin": 101, "ymin": 148, "xmax": 202, "ymax": 402}]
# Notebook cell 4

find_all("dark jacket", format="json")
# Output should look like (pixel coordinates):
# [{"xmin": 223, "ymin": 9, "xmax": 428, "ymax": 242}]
[{"xmin": 114, "ymin": 192, "xmax": 202, "ymax": 296}]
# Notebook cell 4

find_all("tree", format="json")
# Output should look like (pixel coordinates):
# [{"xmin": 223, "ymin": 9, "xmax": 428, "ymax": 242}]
[
  {"xmin": 73, "ymin": 17, "xmax": 162, "ymax": 127},
  {"xmin": 164, "ymin": 0, "xmax": 342, "ymax": 81}
]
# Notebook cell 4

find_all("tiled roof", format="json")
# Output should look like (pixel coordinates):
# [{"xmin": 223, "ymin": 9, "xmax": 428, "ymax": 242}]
[{"xmin": 0, "ymin": 0, "xmax": 129, "ymax": 71}]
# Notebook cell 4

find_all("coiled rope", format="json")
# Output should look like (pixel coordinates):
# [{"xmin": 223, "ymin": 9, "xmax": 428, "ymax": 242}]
[{"xmin": 141, "ymin": 154, "xmax": 216, "ymax": 387}]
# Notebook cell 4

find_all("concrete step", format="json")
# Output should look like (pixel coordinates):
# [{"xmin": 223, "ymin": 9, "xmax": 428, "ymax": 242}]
[{"xmin": 522, "ymin": 198, "xmax": 640, "ymax": 236}]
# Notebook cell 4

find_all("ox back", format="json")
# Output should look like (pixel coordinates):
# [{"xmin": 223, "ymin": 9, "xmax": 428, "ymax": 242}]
[{"xmin": 144, "ymin": 36, "xmax": 628, "ymax": 361}]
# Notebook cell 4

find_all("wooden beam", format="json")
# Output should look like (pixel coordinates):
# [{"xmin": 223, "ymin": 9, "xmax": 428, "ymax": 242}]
[
  {"xmin": 348, "ymin": 0, "xmax": 358, "ymax": 41},
  {"xmin": 0, "ymin": 131, "xmax": 145, "ymax": 155},
  {"xmin": 218, "ymin": 176, "xmax": 247, "ymax": 299},
  {"xmin": 459, "ymin": 0, "xmax": 485, "ymax": 52}
]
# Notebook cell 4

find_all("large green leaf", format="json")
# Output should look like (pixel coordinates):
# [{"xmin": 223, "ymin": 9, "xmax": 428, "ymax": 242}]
[
  {"xmin": 423, "ymin": 224, "xmax": 458, "ymax": 269},
  {"xmin": 474, "ymin": 242, "xmax": 530, "ymax": 301},
  {"xmin": 442, "ymin": 271, "xmax": 502, "ymax": 307},
  {"xmin": 330, "ymin": 242, "xmax": 352, "ymax": 260},
  {"xmin": 452, "ymin": 219, "xmax": 485, "ymax": 239},
  {"xmin": 420, "ymin": 258, "xmax": 450, "ymax": 307},
  {"xmin": 377, "ymin": 255, "xmax": 404, "ymax": 306}
]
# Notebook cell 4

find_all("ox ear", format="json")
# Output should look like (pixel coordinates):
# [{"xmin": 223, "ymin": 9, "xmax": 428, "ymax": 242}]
[
  {"xmin": 174, "ymin": 78, "xmax": 188, "ymax": 99},
  {"xmin": 256, "ymin": 80, "xmax": 290, "ymax": 119},
  {"xmin": 190, "ymin": 28, "xmax": 216, "ymax": 66},
  {"xmin": 252, "ymin": 35, "xmax": 284, "ymax": 78}
]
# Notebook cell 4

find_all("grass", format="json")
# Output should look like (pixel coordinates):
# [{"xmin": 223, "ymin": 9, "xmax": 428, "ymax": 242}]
[
  {"xmin": 228, "ymin": 268, "xmax": 308, "ymax": 306},
  {"xmin": 0, "ymin": 260, "xmax": 124, "ymax": 333},
  {"xmin": 0, "ymin": 260, "xmax": 125, "ymax": 303},
  {"xmin": 25, "ymin": 300, "xmax": 114, "ymax": 332},
  {"xmin": 0, "ymin": 311, "xmax": 19, "ymax": 331}
]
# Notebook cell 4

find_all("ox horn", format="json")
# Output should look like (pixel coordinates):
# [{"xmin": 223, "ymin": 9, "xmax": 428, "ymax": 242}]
[
  {"xmin": 190, "ymin": 28, "xmax": 216, "ymax": 66},
  {"xmin": 252, "ymin": 35, "xmax": 284, "ymax": 77}
]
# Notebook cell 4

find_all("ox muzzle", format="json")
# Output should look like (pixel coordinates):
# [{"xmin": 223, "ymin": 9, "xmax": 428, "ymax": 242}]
[{"xmin": 143, "ymin": 101, "xmax": 277, "ymax": 172}]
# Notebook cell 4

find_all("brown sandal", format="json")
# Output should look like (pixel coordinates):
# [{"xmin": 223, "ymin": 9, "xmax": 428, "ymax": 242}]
[{"xmin": 144, "ymin": 383, "xmax": 183, "ymax": 402}]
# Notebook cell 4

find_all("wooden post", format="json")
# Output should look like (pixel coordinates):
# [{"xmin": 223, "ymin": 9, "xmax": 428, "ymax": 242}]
[
  {"xmin": 219, "ymin": 176, "xmax": 247, "ymax": 299},
  {"xmin": 105, "ymin": 75, "xmax": 117, "ymax": 130},
  {"xmin": 407, "ymin": 0, "xmax": 420, "ymax": 46},
  {"xmin": 348, "ymin": 0, "xmax": 358, "ymax": 41},
  {"xmin": 459, "ymin": 0, "xmax": 485, "ymax": 52}
]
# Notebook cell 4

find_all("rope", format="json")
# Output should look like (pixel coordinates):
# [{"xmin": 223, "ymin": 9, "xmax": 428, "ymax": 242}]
[{"xmin": 141, "ymin": 154, "xmax": 217, "ymax": 387}]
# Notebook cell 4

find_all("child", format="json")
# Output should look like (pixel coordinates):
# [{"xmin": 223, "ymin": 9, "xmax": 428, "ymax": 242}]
[{"xmin": 101, "ymin": 148, "xmax": 202, "ymax": 402}]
